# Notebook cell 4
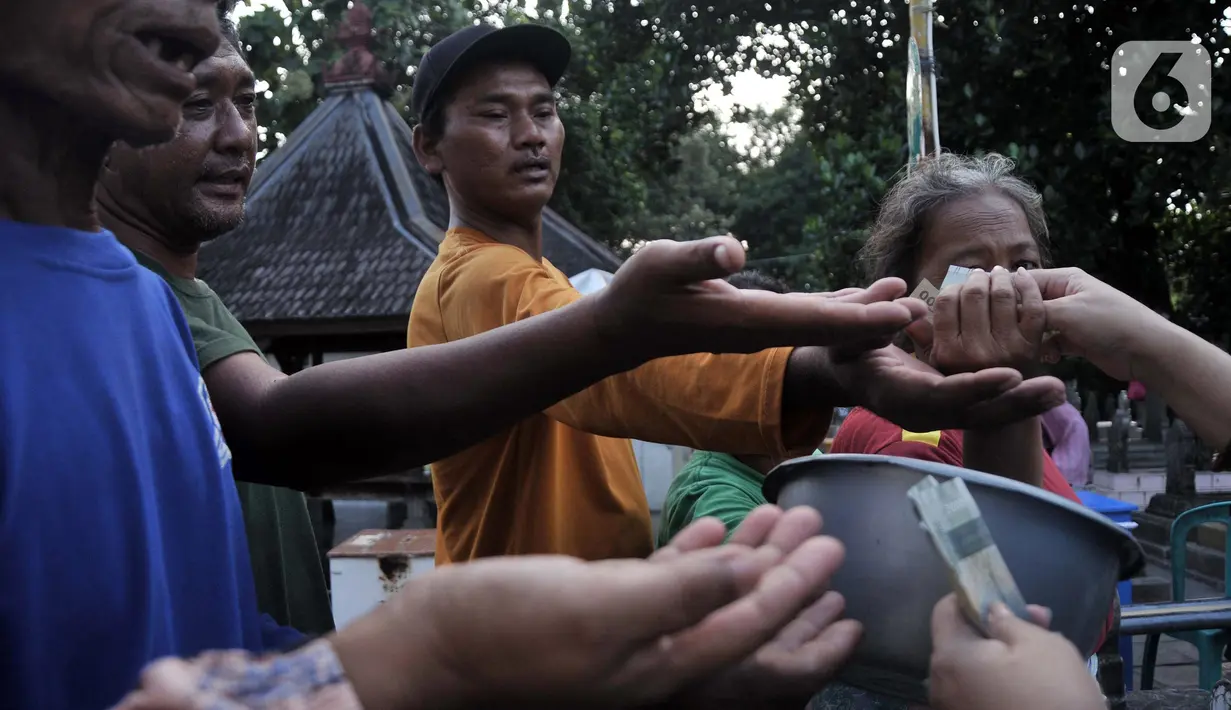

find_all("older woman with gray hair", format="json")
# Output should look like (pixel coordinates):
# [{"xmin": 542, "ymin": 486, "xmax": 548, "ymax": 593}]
[
  {"xmin": 860, "ymin": 152, "xmax": 1052, "ymax": 287},
  {"xmin": 858, "ymin": 152, "xmax": 1091, "ymax": 487},
  {"xmin": 833, "ymin": 151, "xmax": 1081, "ymax": 503},
  {"xmin": 820, "ymin": 152, "xmax": 1105, "ymax": 710}
]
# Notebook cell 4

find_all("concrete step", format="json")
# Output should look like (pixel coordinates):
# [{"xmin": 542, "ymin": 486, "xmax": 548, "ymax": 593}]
[
  {"xmin": 1093, "ymin": 441, "xmax": 1167, "ymax": 452},
  {"xmin": 1134, "ymin": 533, "xmax": 1226, "ymax": 594},
  {"xmin": 1133, "ymin": 511, "xmax": 1230, "ymax": 551},
  {"xmin": 1131, "ymin": 575, "xmax": 1173, "ymax": 604},
  {"xmin": 1138, "ymin": 536, "xmax": 1169, "ymax": 569},
  {"xmin": 1133, "ymin": 511, "xmax": 1172, "ymax": 548},
  {"xmin": 1092, "ymin": 454, "xmax": 1168, "ymax": 467}
]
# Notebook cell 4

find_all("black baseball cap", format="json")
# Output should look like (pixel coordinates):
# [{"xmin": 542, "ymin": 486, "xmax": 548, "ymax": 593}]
[{"xmin": 411, "ymin": 23, "xmax": 572, "ymax": 120}]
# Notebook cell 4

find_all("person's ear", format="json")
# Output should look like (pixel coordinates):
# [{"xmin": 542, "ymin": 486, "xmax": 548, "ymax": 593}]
[{"xmin": 411, "ymin": 124, "xmax": 444, "ymax": 177}]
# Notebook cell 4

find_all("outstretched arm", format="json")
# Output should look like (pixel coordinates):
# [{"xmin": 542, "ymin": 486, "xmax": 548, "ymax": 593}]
[
  {"xmin": 209, "ymin": 237, "xmax": 926, "ymax": 489},
  {"xmin": 1032, "ymin": 267, "xmax": 1231, "ymax": 454},
  {"xmin": 205, "ymin": 296, "xmax": 628, "ymax": 489}
]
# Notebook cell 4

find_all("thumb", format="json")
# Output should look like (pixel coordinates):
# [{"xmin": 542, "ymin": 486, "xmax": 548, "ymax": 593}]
[
  {"xmin": 985, "ymin": 602, "xmax": 1045, "ymax": 646},
  {"xmin": 1027, "ymin": 267, "xmax": 1084, "ymax": 301},
  {"xmin": 640, "ymin": 235, "xmax": 747, "ymax": 286},
  {"xmin": 905, "ymin": 314, "xmax": 934, "ymax": 353},
  {"xmin": 930, "ymin": 594, "xmax": 982, "ymax": 648}
]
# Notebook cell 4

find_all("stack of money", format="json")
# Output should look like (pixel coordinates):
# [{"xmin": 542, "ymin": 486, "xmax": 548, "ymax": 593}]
[{"xmin": 907, "ymin": 475, "xmax": 1029, "ymax": 633}]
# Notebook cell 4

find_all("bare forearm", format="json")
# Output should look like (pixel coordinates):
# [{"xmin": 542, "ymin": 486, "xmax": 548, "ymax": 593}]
[
  {"xmin": 963, "ymin": 418, "xmax": 1045, "ymax": 488},
  {"xmin": 222, "ymin": 295, "xmax": 638, "ymax": 489},
  {"xmin": 1133, "ymin": 319, "xmax": 1231, "ymax": 452}
]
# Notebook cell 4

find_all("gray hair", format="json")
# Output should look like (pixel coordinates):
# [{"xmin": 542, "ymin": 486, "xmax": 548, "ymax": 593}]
[{"xmin": 859, "ymin": 152, "xmax": 1052, "ymax": 284}]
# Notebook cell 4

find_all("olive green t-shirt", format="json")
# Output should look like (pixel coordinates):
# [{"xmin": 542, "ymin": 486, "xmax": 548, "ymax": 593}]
[{"xmin": 132, "ymin": 250, "xmax": 334, "ymax": 637}]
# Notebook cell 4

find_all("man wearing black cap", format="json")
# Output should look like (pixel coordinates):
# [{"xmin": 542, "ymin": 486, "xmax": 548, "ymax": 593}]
[{"xmin": 407, "ymin": 22, "xmax": 1064, "ymax": 565}]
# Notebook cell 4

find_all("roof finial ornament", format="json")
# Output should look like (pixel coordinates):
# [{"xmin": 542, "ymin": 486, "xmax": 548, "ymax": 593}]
[{"xmin": 323, "ymin": 1, "xmax": 388, "ymax": 90}]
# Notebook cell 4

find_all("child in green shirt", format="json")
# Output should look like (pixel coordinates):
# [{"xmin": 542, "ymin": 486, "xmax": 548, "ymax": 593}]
[{"xmin": 657, "ymin": 270, "xmax": 824, "ymax": 547}]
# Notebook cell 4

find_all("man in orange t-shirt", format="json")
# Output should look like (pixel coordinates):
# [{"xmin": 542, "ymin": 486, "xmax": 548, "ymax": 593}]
[{"xmin": 405, "ymin": 24, "xmax": 1067, "ymax": 564}]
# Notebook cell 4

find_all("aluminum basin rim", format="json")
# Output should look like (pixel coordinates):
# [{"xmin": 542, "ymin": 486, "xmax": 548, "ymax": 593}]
[{"xmin": 762, "ymin": 453, "xmax": 1146, "ymax": 581}]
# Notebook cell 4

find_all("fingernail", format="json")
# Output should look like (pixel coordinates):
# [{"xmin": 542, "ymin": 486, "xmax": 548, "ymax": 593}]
[
  {"xmin": 1016, "ymin": 267, "xmax": 1027, "ymax": 275},
  {"xmin": 989, "ymin": 602, "xmax": 1012, "ymax": 620},
  {"xmin": 991, "ymin": 265, "xmax": 1006, "ymax": 273}
]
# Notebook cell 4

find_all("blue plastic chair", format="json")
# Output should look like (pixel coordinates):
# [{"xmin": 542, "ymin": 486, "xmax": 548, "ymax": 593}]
[{"xmin": 1140, "ymin": 502, "xmax": 1231, "ymax": 690}]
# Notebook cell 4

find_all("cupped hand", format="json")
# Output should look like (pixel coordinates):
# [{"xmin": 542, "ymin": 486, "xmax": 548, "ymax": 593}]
[
  {"xmin": 928, "ymin": 595, "xmax": 1104, "ymax": 710},
  {"xmin": 909, "ymin": 266, "xmax": 1046, "ymax": 376},
  {"xmin": 1027, "ymin": 267, "xmax": 1166, "ymax": 380},
  {"xmin": 598, "ymin": 236, "xmax": 928, "ymax": 359},
  {"xmin": 334, "ymin": 503, "xmax": 851, "ymax": 710},
  {"xmin": 658, "ymin": 505, "xmax": 862, "ymax": 709},
  {"xmin": 834, "ymin": 344, "xmax": 1067, "ymax": 432}
]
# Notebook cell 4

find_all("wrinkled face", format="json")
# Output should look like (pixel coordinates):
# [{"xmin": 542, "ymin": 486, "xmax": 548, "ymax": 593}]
[
  {"xmin": 105, "ymin": 42, "xmax": 257, "ymax": 244},
  {"xmin": 0, "ymin": 0, "xmax": 220, "ymax": 147},
  {"xmin": 913, "ymin": 190, "xmax": 1043, "ymax": 289},
  {"xmin": 416, "ymin": 61, "xmax": 564, "ymax": 217}
]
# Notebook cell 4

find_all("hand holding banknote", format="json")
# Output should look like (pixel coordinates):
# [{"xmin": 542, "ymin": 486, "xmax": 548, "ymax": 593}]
[
  {"xmin": 928, "ymin": 595, "xmax": 1105, "ymax": 710},
  {"xmin": 907, "ymin": 266, "xmax": 1046, "ymax": 377}
]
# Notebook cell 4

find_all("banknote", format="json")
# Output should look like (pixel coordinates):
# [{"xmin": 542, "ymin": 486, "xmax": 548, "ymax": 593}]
[
  {"xmin": 909, "ymin": 278, "xmax": 940, "ymax": 311},
  {"xmin": 910, "ymin": 266, "xmax": 973, "ymax": 312},
  {"xmin": 940, "ymin": 264, "xmax": 974, "ymax": 290},
  {"xmin": 907, "ymin": 476, "xmax": 1029, "ymax": 634}
]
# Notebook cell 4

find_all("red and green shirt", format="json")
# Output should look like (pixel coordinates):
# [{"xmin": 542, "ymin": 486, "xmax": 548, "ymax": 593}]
[{"xmin": 829, "ymin": 407, "xmax": 1082, "ymax": 504}]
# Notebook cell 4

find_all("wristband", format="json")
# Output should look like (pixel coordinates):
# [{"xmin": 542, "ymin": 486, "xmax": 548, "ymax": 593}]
[{"xmin": 126, "ymin": 639, "xmax": 362, "ymax": 709}]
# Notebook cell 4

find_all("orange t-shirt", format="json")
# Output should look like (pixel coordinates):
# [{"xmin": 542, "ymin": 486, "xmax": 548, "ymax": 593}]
[{"xmin": 408, "ymin": 227, "xmax": 825, "ymax": 564}]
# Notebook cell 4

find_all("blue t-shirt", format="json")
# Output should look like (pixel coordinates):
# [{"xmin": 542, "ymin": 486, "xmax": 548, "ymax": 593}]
[{"xmin": 0, "ymin": 221, "xmax": 265, "ymax": 709}]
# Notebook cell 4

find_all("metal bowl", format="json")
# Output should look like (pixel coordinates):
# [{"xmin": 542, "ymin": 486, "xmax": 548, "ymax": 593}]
[{"xmin": 762, "ymin": 454, "xmax": 1144, "ymax": 703}]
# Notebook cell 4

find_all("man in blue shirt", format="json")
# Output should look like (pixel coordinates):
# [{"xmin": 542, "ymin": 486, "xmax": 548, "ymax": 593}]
[{"xmin": 0, "ymin": 2, "xmax": 265, "ymax": 706}]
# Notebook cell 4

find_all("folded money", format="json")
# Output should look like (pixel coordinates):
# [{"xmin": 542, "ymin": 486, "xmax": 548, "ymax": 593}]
[
  {"xmin": 907, "ymin": 475, "xmax": 1029, "ymax": 634},
  {"xmin": 910, "ymin": 266, "xmax": 973, "ymax": 312},
  {"xmin": 940, "ymin": 264, "xmax": 974, "ymax": 290},
  {"xmin": 909, "ymin": 278, "xmax": 940, "ymax": 311}
]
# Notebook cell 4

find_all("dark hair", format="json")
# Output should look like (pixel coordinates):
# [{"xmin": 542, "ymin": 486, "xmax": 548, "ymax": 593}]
[
  {"xmin": 859, "ymin": 152, "xmax": 1052, "ymax": 285},
  {"xmin": 726, "ymin": 269, "xmax": 790, "ymax": 294},
  {"xmin": 216, "ymin": 2, "xmax": 246, "ymax": 60},
  {"xmin": 415, "ymin": 89, "xmax": 451, "ymax": 187}
]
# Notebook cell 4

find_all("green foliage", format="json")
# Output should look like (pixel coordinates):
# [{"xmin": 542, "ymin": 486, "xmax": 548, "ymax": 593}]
[
  {"xmin": 663, "ymin": 0, "xmax": 1231, "ymax": 311},
  {"xmin": 236, "ymin": 0, "xmax": 732, "ymax": 249}
]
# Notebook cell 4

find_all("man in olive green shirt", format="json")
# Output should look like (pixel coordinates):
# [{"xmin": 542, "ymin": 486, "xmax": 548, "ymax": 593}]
[
  {"xmin": 95, "ymin": 20, "xmax": 333, "ymax": 638},
  {"xmin": 130, "ymin": 251, "xmax": 334, "ymax": 637}
]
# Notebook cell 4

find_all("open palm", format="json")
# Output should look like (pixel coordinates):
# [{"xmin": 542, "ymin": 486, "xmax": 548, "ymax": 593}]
[{"xmin": 836, "ymin": 345, "xmax": 1066, "ymax": 432}]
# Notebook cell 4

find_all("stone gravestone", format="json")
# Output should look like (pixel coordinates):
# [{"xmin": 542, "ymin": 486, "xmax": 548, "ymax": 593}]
[
  {"xmin": 1165, "ymin": 419, "xmax": 1199, "ymax": 497},
  {"xmin": 1143, "ymin": 389, "xmax": 1165, "ymax": 442},
  {"xmin": 1107, "ymin": 393, "xmax": 1131, "ymax": 473},
  {"xmin": 1083, "ymin": 389, "xmax": 1101, "ymax": 443}
]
